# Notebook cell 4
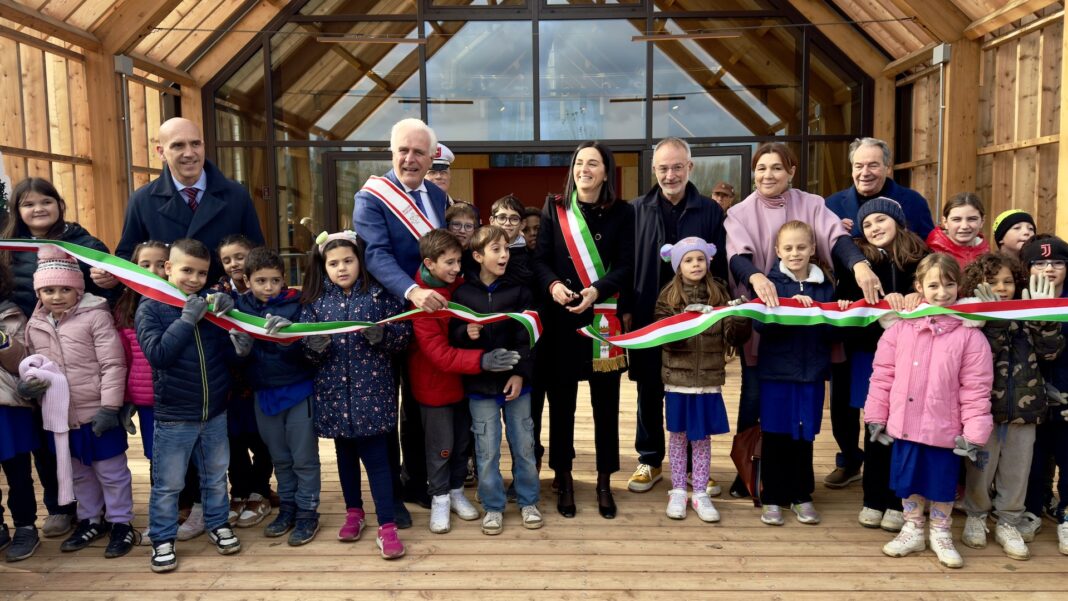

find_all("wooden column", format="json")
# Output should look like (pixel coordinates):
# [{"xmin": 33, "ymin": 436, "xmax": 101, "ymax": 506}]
[
  {"xmin": 872, "ymin": 76, "xmax": 895, "ymax": 147},
  {"xmin": 84, "ymin": 52, "xmax": 127, "ymax": 250},
  {"xmin": 181, "ymin": 85, "xmax": 205, "ymax": 136},
  {"xmin": 939, "ymin": 39, "xmax": 981, "ymax": 206},
  {"xmin": 1057, "ymin": 10, "xmax": 1068, "ymax": 237}
]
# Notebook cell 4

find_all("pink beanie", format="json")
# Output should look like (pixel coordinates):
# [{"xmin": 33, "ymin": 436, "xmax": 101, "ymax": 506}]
[
  {"xmin": 34, "ymin": 246, "xmax": 85, "ymax": 292},
  {"xmin": 660, "ymin": 236, "xmax": 717, "ymax": 273}
]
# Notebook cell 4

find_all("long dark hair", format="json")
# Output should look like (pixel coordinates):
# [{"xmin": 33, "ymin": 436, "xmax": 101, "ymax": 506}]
[
  {"xmin": 559, "ymin": 141, "xmax": 617, "ymax": 209},
  {"xmin": 300, "ymin": 237, "xmax": 373, "ymax": 304},
  {"xmin": 114, "ymin": 241, "xmax": 170, "ymax": 328},
  {"xmin": 1, "ymin": 178, "xmax": 68, "ymax": 239}
]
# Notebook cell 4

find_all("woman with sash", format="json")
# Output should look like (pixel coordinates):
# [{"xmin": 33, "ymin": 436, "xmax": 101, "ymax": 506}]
[{"xmin": 532, "ymin": 141, "xmax": 635, "ymax": 520}]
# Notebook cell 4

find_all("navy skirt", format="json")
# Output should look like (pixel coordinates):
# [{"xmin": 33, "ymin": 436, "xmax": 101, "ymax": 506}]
[
  {"xmin": 49, "ymin": 422, "xmax": 128, "ymax": 466},
  {"xmin": 0, "ymin": 405, "xmax": 38, "ymax": 462},
  {"xmin": 665, "ymin": 392, "xmax": 730, "ymax": 440},
  {"xmin": 759, "ymin": 380, "xmax": 825, "ymax": 442},
  {"xmin": 889, "ymin": 439, "xmax": 960, "ymax": 502},
  {"xmin": 139, "ymin": 406, "xmax": 155, "ymax": 460},
  {"xmin": 849, "ymin": 351, "xmax": 875, "ymax": 410}
]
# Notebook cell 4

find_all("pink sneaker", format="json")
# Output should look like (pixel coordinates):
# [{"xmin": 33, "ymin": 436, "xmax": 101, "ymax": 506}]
[
  {"xmin": 338, "ymin": 508, "xmax": 365, "ymax": 542},
  {"xmin": 376, "ymin": 523, "xmax": 405, "ymax": 559}
]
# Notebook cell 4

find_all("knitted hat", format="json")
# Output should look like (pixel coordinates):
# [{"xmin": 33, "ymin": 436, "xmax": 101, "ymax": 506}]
[
  {"xmin": 992, "ymin": 209, "xmax": 1035, "ymax": 246},
  {"xmin": 33, "ymin": 246, "xmax": 84, "ymax": 292},
  {"xmin": 660, "ymin": 236, "xmax": 716, "ymax": 273},
  {"xmin": 856, "ymin": 197, "xmax": 907, "ymax": 230},
  {"xmin": 1020, "ymin": 236, "xmax": 1068, "ymax": 265}
]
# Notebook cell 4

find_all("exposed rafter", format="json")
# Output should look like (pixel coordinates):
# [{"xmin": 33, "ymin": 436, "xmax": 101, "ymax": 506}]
[
  {"xmin": 129, "ymin": 52, "xmax": 196, "ymax": 87},
  {"xmin": 887, "ymin": 0, "xmax": 971, "ymax": 42},
  {"xmin": 785, "ymin": 0, "xmax": 888, "ymax": 76},
  {"xmin": 0, "ymin": 0, "xmax": 100, "ymax": 50},
  {"xmin": 965, "ymin": 0, "xmax": 1061, "ymax": 40},
  {"xmin": 92, "ymin": 0, "xmax": 186, "ymax": 55}
]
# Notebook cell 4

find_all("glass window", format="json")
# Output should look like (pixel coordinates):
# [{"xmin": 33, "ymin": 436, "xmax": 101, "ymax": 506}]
[
  {"xmin": 333, "ymin": 156, "xmax": 393, "ymax": 231},
  {"xmin": 546, "ymin": 0, "xmax": 639, "ymax": 4},
  {"xmin": 432, "ymin": 0, "xmax": 525, "ymax": 5},
  {"xmin": 300, "ymin": 0, "xmax": 416, "ymax": 16},
  {"xmin": 808, "ymin": 43, "xmax": 863, "ymax": 136},
  {"xmin": 690, "ymin": 154, "xmax": 745, "ymax": 201},
  {"xmin": 539, "ymin": 20, "xmax": 646, "ymax": 140},
  {"xmin": 425, "ymin": 21, "xmax": 533, "ymax": 141},
  {"xmin": 215, "ymin": 49, "xmax": 266, "ymax": 141},
  {"xmin": 216, "ymin": 147, "xmax": 269, "ymax": 238},
  {"xmin": 806, "ymin": 140, "xmax": 851, "ymax": 198}
]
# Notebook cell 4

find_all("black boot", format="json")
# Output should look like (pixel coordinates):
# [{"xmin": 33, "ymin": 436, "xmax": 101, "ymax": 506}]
[
  {"xmin": 556, "ymin": 471, "xmax": 575, "ymax": 518},
  {"xmin": 596, "ymin": 472, "xmax": 616, "ymax": 519}
]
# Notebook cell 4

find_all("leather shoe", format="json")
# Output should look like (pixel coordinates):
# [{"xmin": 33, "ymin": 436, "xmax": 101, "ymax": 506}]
[
  {"xmin": 557, "ymin": 487, "xmax": 576, "ymax": 518},
  {"xmin": 597, "ymin": 487, "xmax": 616, "ymax": 519}
]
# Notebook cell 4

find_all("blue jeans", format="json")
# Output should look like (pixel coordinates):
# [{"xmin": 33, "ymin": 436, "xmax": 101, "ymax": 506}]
[
  {"xmin": 470, "ymin": 393, "xmax": 539, "ymax": 512},
  {"xmin": 149, "ymin": 413, "xmax": 230, "ymax": 543},
  {"xmin": 255, "ymin": 396, "xmax": 321, "ymax": 512}
]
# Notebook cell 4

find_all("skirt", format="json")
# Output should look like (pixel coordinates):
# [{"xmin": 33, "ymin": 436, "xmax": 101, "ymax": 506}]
[
  {"xmin": 665, "ymin": 392, "xmax": 730, "ymax": 440},
  {"xmin": 849, "ymin": 351, "xmax": 875, "ymax": 410},
  {"xmin": 0, "ymin": 405, "xmax": 38, "ymax": 462},
  {"xmin": 889, "ymin": 439, "xmax": 960, "ymax": 503},
  {"xmin": 758, "ymin": 380, "xmax": 825, "ymax": 442},
  {"xmin": 50, "ymin": 422, "xmax": 129, "ymax": 466}
]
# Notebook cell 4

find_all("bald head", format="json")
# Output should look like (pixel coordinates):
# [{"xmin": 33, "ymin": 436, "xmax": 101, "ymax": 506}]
[{"xmin": 157, "ymin": 118, "xmax": 205, "ymax": 186}]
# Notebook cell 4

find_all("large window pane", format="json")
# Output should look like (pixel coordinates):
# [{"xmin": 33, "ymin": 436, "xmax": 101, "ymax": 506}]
[
  {"xmin": 276, "ymin": 146, "xmax": 337, "ymax": 281},
  {"xmin": 808, "ymin": 43, "xmax": 863, "ymax": 135},
  {"xmin": 807, "ymin": 140, "xmax": 851, "ymax": 198},
  {"xmin": 215, "ymin": 49, "xmax": 266, "ymax": 141},
  {"xmin": 539, "ymin": 20, "xmax": 646, "ymax": 140},
  {"xmin": 216, "ymin": 147, "xmax": 269, "ymax": 238},
  {"xmin": 426, "ymin": 21, "xmax": 533, "ymax": 140}
]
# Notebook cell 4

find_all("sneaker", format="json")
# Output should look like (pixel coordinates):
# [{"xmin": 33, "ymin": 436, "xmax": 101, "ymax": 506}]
[
  {"xmin": 666, "ymin": 488, "xmax": 688, "ymax": 520},
  {"xmin": 237, "ymin": 493, "xmax": 271, "ymax": 528},
  {"xmin": 882, "ymin": 522, "xmax": 925, "ymax": 557},
  {"xmin": 150, "ymin": 540, "xmax": 177, "ymax": 573},
  {"xmin": 706, "ymin": 479, "xmax": 722, "ymax": 498},
  {"xmin": 961, "ymin": 515, "xmax": 988, "ymax": 549},
  {"xmin": 429, "ymin": 494, "xmax": 451, "ymax": 534},
  {"xmin": 5, "ymin": 526, "xmax": 39, "ymax": 563},
  {"xmin": 880, "ymin": 509, "xmax": 905, "ymax": 532},
  {"xmin": 481, "ymin": 511, "xmax": 503, "ymax": 535},
  {"xmin": 994, "ymin": 522, "xmax": 1030, "ymax": 560},
  {"xmin": 338, "ymin": 508, "xmax": 366, "ymax": 542},
  {"xmin": 627, "ymin": 464, "xmax": 662, "ymax": 493},
  {"xmin": 858, "ymin": 507, "xmax": 883, "ymax": 528},
  {"xmin": 104, "ymin": 523, "xmax": 140, "ymax": 559},
  {"xmin": 61, "ymin": 519, "xmax": 110, "ymax": 552},
  {"xmin": 377, "ymin": 523, "xmax": 405, "ymax": 559},
  {"xmin": 449, "ymin": 489, "xmax": 480, "ymax": 521},
  {"xmin": 691, "ymin": 492, "xmax": 720, "ymax": 523},
  {"xmin": 0, "ymin": 525, "xmax": 9, "ymax": 553},
  {"xmin": 207, "ymin": 525, "xmax": 241, "ymax": 555},
  {"xmin": 1018, "ymin": 511, "xmax": 1042, "ymax": 542},
  {"xmin": 42, "ymin": 513, "xmax": 75, "ymax": 538},
  {"xmin": 227, "ymin": 497, "xmax": 246, "ymax": 526},
  {"xmin": 823, "ymin": 466, "xmax": 862, "ymax": 489},
  {"xmin": 177, "ymin": 504, "xmax": 205, "ymax": 541},
  {"xmin": 521, "ymin": 505, "xmax": 544, "ymax": 529},
  {"xmin": 929, "ymin": 527, "xmax": 963, "ymax": 568},
  {"xmin": 791, "ymin": 502, "xmax": 821, "ymax": 525},
  {"xmin": 761, "ymin": 504, "xmax": 784, "ymax": 526},
  {"xmin": 288, "ymin": 511, "xmax": 320, "ymax": 547},
  {"xmin": 1058, "ymin": 522, "xmax": 1068, "ymax": 555},
  {"xmin": 464, "ymin": 456, "xmax": 477, "ymax": 488},
  {"xmin": 264, "ymin": 504, "xmax": 296, "ymax": 538}
]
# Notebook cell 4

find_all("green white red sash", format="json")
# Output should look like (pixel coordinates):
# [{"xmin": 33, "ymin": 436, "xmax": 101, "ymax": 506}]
[
  {"xmin": 360, "ymin": 175, "xmax": 435, "ymax": 240},
  {"xmin": 556, "ymin": 195, "xmax": 626, "ymax": 371}
]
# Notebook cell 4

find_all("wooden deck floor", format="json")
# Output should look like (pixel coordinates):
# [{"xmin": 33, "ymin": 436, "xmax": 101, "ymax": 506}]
[{"xmin": 3, "ymin": 360, "xmax": 1068, "ymax": 600}]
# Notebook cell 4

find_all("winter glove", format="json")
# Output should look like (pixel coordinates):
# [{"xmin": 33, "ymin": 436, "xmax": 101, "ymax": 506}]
[
  {"xmin": 230, "ymin": 329, "xmax": 253, "ymax": 357},
  {"xmin": 305, "ymin": 334, "xmax": 331, "ymax": 353},
  {"xmin": 481, "ymin": 348, "xmax": 521, "ymax": 372},
  {"xmin": 180, "ymin": 295, "xmax": 209, "ymax": 325},
  {"xmin": 867, "ymin": 423, "xmax": 894, "ymax": 446},
  {"xmin": 727, "ymin": 296, "xmax": 749, "ymax": 307},
  {"xmin": 207, "ymin": 293, "xmax": 235, "ymax": 317},
  {"xmin": 1024, "ymin": 273, "xmax": 1055, "ymax": 300},
  {"xmin": 973, "ymin": 282, "xmax": 999, "ymax": 303},
  {"xmin": 16, "ymin": 378, "xmax": 49, "ymax": 399},
  {"xmin": 683, "ymin": 304, "xmax": 715, "ymax": 314},
  {"xmin": 263, "ymin": 313, "xmax": 293, "ymax": 336},
  {"xmin": 1045, "ymin": 383, "xmax": 1068, "ymax": 422},
  {"xmin": 359, "ymin": 324, "xmax": 384, "ymax": 346},
  {"xmin": 953, "ymin": 435, "xmax": 980, "ymax": 462},
  {"xmin": 119, "ymin": 404, "xmax": 137, "ymax": 435},
  {"xmin": 91, "ymin": 407, "xmax": 121, "ymax": 437}
]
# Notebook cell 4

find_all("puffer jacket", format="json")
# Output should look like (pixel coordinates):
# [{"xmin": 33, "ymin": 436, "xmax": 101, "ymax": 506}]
[
  {"xmin": 925, "ymin": 227, "xmax": 989, "ymax": 268},
  {"xmin": 866, "ymin": 314, "xmax": 994, "ymax": 448},
  {"xmin": 0, "ymin": 300, "xmax": 30, "ymax": 408},
  {"xmin": 755, "ymin": 262, "xmax": 837, "ymax": 383},
  {"xmin": 117, "ymin": 326, "xmax": 154, "ymax": 407},
  {"xmin": 25, "ymin": 294, "xmax": 126, "ymax": 427},
  {"xmin": 655, "ymin": 280, "xmax": 749, "ymax": 389},
  {"xmin": 235, "ymin": 288, "xmax": 313, "ymax": 390},
  {"xmin": 135, "ymin": 296, "xmax": 234, "ymax": 422},
  {"xmin": 836, "ymin": 245, "xmax": 926, "ymax": 354},
  {"xmin": 982, "ymin": 319, "xmax": 1063, "ymax": 424},
  {"xmin": 409, "ymin": 268, "xmax": 483, "ymax": 407}
]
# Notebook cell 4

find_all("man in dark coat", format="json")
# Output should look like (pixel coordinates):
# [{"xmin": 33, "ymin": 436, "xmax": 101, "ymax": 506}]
[{"xmin": 621, "ymin": 137, "xmax": 727, "ymax": 494}]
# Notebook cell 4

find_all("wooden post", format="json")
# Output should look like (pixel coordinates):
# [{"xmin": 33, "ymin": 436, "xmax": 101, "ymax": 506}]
[
  {"xmin": 873, "ymin": 76, "xmax": 895, "ymax": 148},
  {"xmin": 181, "ymin": 85, "xmax": 204, "ymax": 135},
  {"xmin": 84, "ymin": 52, "xmax": 128, "ymax": 250},
  {"xmin": 939, "ymin": 39, "xmax": 981, "ymax": 206},
  {"xmin": 1057, "ymin": 10, "xmax": 1068, "ymax": 237}
]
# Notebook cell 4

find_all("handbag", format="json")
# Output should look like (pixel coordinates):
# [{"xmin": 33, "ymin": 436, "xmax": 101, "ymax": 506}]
[{"xmin": 730, "ymin": 424, "xmax": 763, "ymax": 507}]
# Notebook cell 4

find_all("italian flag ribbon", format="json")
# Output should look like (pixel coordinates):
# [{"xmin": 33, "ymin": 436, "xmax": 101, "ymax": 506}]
[
  {"xmin": 0, "ymin": 239, "xmax": 542, "ymax": 347},
  {"xmin": 578, "ymin": 297, "xmax": 1068, "ymax": 350}
]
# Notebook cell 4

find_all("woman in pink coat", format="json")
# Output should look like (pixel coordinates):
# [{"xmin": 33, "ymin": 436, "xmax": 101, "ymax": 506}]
[{"xmin": 865, "ymin": 253, "xmax": 993, "ymax": 569}]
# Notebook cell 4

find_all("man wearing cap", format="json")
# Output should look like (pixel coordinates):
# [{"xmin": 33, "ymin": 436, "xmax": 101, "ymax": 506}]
[
  {"xmin": 426, "ymin": 143, "xmax": 461, "ymax": 206},
  {"xmin": 623, "ymin": 137, "xmax": 727, "ymax": 494},
  {"xmin": 710, "ymin": 181, "xmax": 736, "ymax": 212}
]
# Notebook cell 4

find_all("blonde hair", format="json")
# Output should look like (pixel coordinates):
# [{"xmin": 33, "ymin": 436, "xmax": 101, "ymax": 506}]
[
  {"xmin": 775, "ymin": 220, "xmax": 815, "ymax": 248},
  {"xmin": 914, "ymin": 253, "xmax": 961, "ymax": 288}
]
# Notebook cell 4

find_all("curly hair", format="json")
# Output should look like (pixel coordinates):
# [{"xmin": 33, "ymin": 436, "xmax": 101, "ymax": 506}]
[{"xmin": 960, "ymin": 252, "xmax": 1026, "ymax": 299}]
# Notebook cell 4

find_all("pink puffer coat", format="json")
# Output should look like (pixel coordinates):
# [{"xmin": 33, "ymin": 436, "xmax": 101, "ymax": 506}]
[{"xmin": 118, "ymin": 326, "xmax": 154, "ymax": 407}]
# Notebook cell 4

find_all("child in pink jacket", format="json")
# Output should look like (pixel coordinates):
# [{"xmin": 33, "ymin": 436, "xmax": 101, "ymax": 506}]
[
  {"xmin": 21, "ymin": 247, "xmax": 135, "ymax": 558},
  {"xmin": 865, "ymin": 252, "xmax": 994, "ymax": 569}
]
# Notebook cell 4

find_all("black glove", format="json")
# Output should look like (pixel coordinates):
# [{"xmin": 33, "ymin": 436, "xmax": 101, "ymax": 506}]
[
  {"xmin": 17, "ymin": 378, "xmax": 50, "ymax": 399},
  {"xmin": 230, "ymin": 329, "xmax": 253, "ymax": 357},
  {"xmin": 481, "ymin": 348, "xmax": 521, "ymax": 372},
  {"xmin": 180, "ymin": 296, "xmax": 209, "ymax": 325},
  {"xmin": 953, "ymin": 435, "xmax": 980, "ymax": 462},
  {"xmin": 306, "ymin": 334, "xmax": 331, "ymax": 353},
  {"xmin": 92, "ymin": 407, "xmax": 121, "ymax": 437},
  {"xmin": 359, "ymin": 324, "xmax": 384, "ymax": 346},
  {"xmin": 264, "ymin": 313, "xmax": 293, "ymax": 336},
  {"xmin": 119, "ymin": 404, "xmax": 137, "ymax": 435},
  {"xmin": 207, "ymin": 293, "xmax": 235, "ymax": 317},
  {"xmin": 867, "ymin": 423, "xmax": 893, "ymax": 446}
]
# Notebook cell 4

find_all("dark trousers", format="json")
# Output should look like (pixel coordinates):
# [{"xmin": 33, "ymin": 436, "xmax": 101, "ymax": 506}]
[
  {"xmin": 420, "ymin": 401, "xmax": 472, "ymax": 496},
  {"xmin": 760, "ymin": 432, "xmax": 815, "ymax": 507},
  {"xmin": 228, "ymin": 431, "xmax": 274, "ymax": 499},
  {"xmin": 547, "ymin": 371, "xmax": 621, "ymax": 474},
  {"xmin": 862, "ymin": 434, "xmax": 901, "ymax": 512},
  {"xmin": 335, "ymin": 434, "xmax": 394, "ymax": 526},
  {"xmin": 1, "ymin": 452, "xmax": 37, "ymax": 528},
  {"xmin": 830, "ymin": 361, "xmax": 863, "ymax": 471},
  {"xmin": 530, "ymin": 353, "xmax": 547, "ymax": 463},
  {"xmin": 736, "ymin": 362, "xmax": 761, "ymax": 433},
  {"xmin": 1025, "ymin": 416, "xmax": 1068, "ymax": 517},
  {"xmin": 397, "ymin": 361, "xmax": 427, "ymax": 499},
  {"xmin": 635, "ymin": 377, "xmax": 666, "ymax": 469}
]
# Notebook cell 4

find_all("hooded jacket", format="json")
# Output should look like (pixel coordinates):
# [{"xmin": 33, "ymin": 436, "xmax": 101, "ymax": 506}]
[
  {"xmin": 0, "ymin": 300, "xmax": 30, "ymax": 408},
  {"xmin": 655, "ymin": 280, "xmax": 749, "ymax": 389},
  {"xmin": 982, "ymin": 318, "xmax": 1063, "ymax": 424},
  {"xmin": 925, "ymin": 227, "xmax": 990, "ymax": 268},
  {"xmin": 234, "ymin": 288, "xmax": 314, "ymax": 390},
  {"xmin": 409, "ymin": 268, "xmax": 484, "ymax": 407}
]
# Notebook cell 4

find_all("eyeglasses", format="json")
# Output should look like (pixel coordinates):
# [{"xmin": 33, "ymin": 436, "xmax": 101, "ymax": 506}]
[
  {"xmin": 448, "ymin": 221, "xmax": 475, "ymax": 232},
  {"xmin": 1032, "ymin": 260, "xmax": 1067, "ymax": 269},
  {"xmin": 493, "ymin": 214, "xmax": 522, "ymax": 225}
]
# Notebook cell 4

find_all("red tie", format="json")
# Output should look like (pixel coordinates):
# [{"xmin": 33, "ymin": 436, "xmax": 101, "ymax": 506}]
[{"xmin": 183, "ymin": 187, "xmax": 199, "ymax": 212}]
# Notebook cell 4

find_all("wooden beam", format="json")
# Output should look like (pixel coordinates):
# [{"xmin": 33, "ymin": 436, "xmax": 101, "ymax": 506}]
[
  {"xmin": 896, "ymin": 64, "xmax": 939, "ymax": 87},
  {"xmin": 894, "ymin": 157, "xmax": 937, "ymax": 170},
  {"xmin": 883, "ymin": 42, "xmax": 938, "ymax": 77},
  {"xmin": 129, "ymin": 52, "xmax": 196, "ymax": 88},
  {"xmin": 872, "ymin": 75, "xmax": 895, "ymax": 146},
  {"xmin": 84, "ymin": 51, "xmax": 127, "ymax": 251},
  {"xmin": 0, "ymin": 24, "xmax": 84, "ymax": 61},
  {"xmin": 983, "ymin": 10, "xmax": 1063, "ymax": 50},
  {"xmin": 976, "ymin": 134, "xmax": 1059, "ymax": 156},
  {"xmin": 180, "ymin": 85, "xmax": 204, "ymax": 136},
  {"xmin": 965, "ymin": 0, "xmax": 1061, "ymax": 40},
  {"xmin": 0, "ymin": 144, "xmax": 91, "ymax": 165},
  {"xmin": 0, "ymin": 0, "xmax": 100, "ymax": 51},
  {"xmin": 939, "ymin": 38, "xmax": 981, "ymax": 204},
  {"xmin": 888, "ymin": 1, "xmax": 971, "ymax": 42},
  {"xmin": 785, "ymin": 0, "xmax": 888, "ymax": 77},
  {"xmin": 92, "ymin": 0, "xmax": 185, "ymax": 56},
  {"xmin": 1056, "ymin": 10, "xmax": 1068, "ymax": 237},
  {"xmin": 190, "ymin": 0, "xmax": 285, "ymax": 85}
]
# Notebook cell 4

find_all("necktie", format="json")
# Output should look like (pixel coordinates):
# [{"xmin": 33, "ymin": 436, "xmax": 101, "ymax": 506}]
[
  {"xmin": 183, "ymin": 187, "xmax": 199, "ymax": 213},
  {"xmin": 409, "ymin": 189, "xmax": 436, "ymax": 227}
]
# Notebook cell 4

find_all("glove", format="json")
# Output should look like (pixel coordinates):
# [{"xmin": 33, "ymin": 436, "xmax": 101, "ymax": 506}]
[
  {"xmin": 973, "ymin": 282, "xmax": 999, "ymax": 303},
  {"xmin": 306, "ymin": 334, "xmax": 331, "ymax": 353},
  {"xmin": 207, "ymin": 293, "xmax": 235, "ymax": 317},
  {"xmin": 359, "ymin": 324, "xmax": 384, "ymax": 346},
  {"xmin": 683, "ymin": 304, "xmax": 715, "ymax": 314},
  {"xmin": 953, "ymin": 435, "xmax": 980, "ymax": 462},
  {"xmin": 91, "ymin": 407, "xmax": 121, "ymax": 437},
  {"xmin": 119, "ymin": 404, "xmax": 137, "ymax": 435},
  {"xmin": 481, "ymin": 348, "xmax": 521, "ymax": 372},
  {"xmin": 1024, "ymin": 273, "xmax": 1055, "ymax": 300},
  {"xmin": 230, "ymin": 329, "xmax": 253, "ymax": 357},
  {"xmin": 16, "ymin": 378, "xmax": 50, "ymax": 399},
  {"xmin": 263, "ymin": 313, "xmax": 293, "ymax": 336},
  {"xmin": 867, "ymin": 423, "xmax": 894, "ymax": 446},
  {"xmin": 1045, "ymin": 382, "xmax": 1067, "ymax": 406},
  {"xmin": 180, "ymin": 295, "xmax": 209, "ymax": 325},
  {"xmin": 727, "ymin": 296, "xmax": 749, "ymax": 307}
]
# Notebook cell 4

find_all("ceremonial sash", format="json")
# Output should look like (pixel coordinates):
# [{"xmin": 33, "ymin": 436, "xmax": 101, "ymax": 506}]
[{"xmin": 360, "ymin": 176, "xmax": 434, "ymax": 241}]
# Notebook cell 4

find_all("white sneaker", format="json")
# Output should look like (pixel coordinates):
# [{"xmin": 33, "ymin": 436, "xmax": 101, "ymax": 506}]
[
  {"xmin": 1058, "ymin": 522, "xmax": 1068, "ymax": 555},
  {"xmin": 691, "ymin": 492, "xmax": 720, "ymax": 523},
  {"xmin": 1018, "ymin": 511, "xmax": 1042, "ymax": 542},
  {"xmin": 706, "ymin": 479, "xmax": 722, "ymax": 498},
  {"xmin": 449, "ymin": 489, "xmax": 480, "ymax": 521},
  {"xmin": 994, "ymin": 522, "xmax": 1030, "ymax": 560},
  {"xmin": 858, "ymin": 507, "xmax": 883, "ymax": 528},
  {"xmin": 961, "ymin": 515, "xmax": 988, "ymax": 549},
  {"xmin": 666, "ymin": 489, "xmax": 687, "ymax": 520},
  {"xmin": 481, "ymin": 511, "xmax": 503, "ymax": 535},
  {"xmin": 177, "ymin": 503, "xmax": 205, "ymax": 541},
  {"xmin": 882, "ymin": 522, "xmax": 925, "ymax": 557},
  {"xmin": 520, "ymin": 505, "xmax": 543, "ymax": 530},
  {"xmin": 429, "ymin": 494, "xmax": 451, "ymax": 534},
  {"xmin": 929, "ymin": 527, "xmax": 963, "ymax": 568},
  {"xmin": 880, "ymin": 509, "xmax": 904, "ymax": 532}
]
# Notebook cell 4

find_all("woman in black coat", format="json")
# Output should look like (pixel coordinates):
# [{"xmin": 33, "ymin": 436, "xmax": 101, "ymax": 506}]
[{"xmin": 531, "ymin": 141, "xmax": 635, "ymax": 519}]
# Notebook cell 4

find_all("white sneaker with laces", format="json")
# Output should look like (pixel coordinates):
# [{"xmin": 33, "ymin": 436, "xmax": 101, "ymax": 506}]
[
  {"xmin": 449, "ymin": 489, "xmax": 480, "ymax": 521},
  {"xmin": 429, "ymin": 494, "xmax": 451, "ymax": 534},
  {"xmin": 1058, "ymin": 522, "xmax": 1068, "ymax": 555},
  {"xmin": 666, "ymin": 489, "xmax": 688, "ymax": 520},
  {"xmin": 520, "ymin": 505, "xmax": 543, "ymax": 529},
  {"xmin": 706, "ymin": 479, "xmax": 722, "ymax": 498},
  {"xmin": 961, "ymin": 515, "xmax": 988, "ymax": 549},
  {"xmin": 1018, "ymin": 511, "xmax": 1042, "ymax": 542},
  {"xmin": 882, "ymin": 522, "xmax": 925, "ymax": 557},
  {"xmin": 994, "ymin": 522, "xmax": 1030, "ymax": 560},
  {"xmin": 858, "ymin": 507, "xmax": 883, "ymax": 528},
  {"xmin": 691, "ymin": 492, "xmax": 720, "ymax": 523},
  {"xmin": 929, "ymin": 527, "xmax": 963, "ymax": 568},
  {"xmin": 177, "ymin": 503, "xmax": 205, "ymax": 541},
  {"xmin": 481, "ymin": 511, "xmax": 503, "ymax": 535},
  {"xmin": 880, "ymin": 509, "xmax": 904, "ymax": 532}
]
